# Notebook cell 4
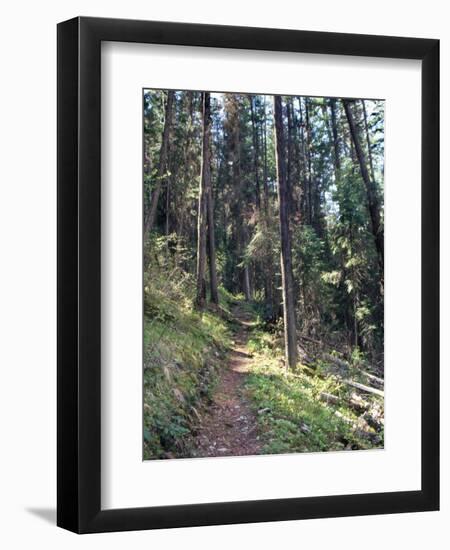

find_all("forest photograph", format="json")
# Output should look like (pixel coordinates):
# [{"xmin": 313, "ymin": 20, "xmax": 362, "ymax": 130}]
[{"xmin": 143, "ymin": 88, "xmax": 385, "ymax": 460}]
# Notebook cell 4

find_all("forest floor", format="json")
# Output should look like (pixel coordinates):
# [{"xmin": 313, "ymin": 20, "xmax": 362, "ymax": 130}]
[
  {"xmin": 190, "ymin": 305, "xmax": 262, "ymax": 458},
  {"xmin": 187, "ymin": 299, "xmax": 384, "ymax": 457},
  {"xmin": 143, "ymin": 286, "xmax": 384, "ymax": 460}
]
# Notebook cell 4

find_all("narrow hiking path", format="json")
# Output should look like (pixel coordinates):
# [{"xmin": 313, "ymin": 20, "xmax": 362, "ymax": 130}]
[
  {"xmin": 191, "ymin": 305, "xmax": 262, "ymax": 458},
  {"xmin": 183, "ymin": 300, "xmax": 384, "ymax": 459}
]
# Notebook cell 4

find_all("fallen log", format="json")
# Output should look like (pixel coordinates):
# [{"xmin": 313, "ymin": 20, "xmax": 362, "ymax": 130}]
[
  {"xmin": 360, "ymin": 369, "xmax": 384, "ymax": 388},
  {"xmin": 320, "ymin": 391, "xmax": 370, "ymax": 414},
  {"xmin": 322, "ymin": 354, "xmax": 384, "ymax": 388},
  {"xmin": 348, "ymin": 392, "xmax": 371, "ymax": 413},
  {"xmin": 319, "ymin": 391, "xmax": 340, "ymax": 406},
  {"xmin": 297, "ymin": 367, "xmax": 384, "ymax": 400},
  {"xmin": 343, "ymin": 379, "xmax": 384, "ymax": 398},
  {"xmin": 299, "ymin": 334, "xmax": 349, "ymax": 358},
  {"xmin": 323, "ymin": 353, "xmax": 349, "ymax": 371}
]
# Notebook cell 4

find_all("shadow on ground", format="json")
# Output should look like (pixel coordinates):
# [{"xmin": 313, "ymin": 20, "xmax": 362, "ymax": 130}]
[{"xmin": 26, "ymin": 507, "xmax": 56, "ymax": 525}]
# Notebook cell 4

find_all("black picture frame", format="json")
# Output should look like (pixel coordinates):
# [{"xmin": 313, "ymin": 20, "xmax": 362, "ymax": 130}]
[{"xmin": 57, "ymin": 16, "xmax": 439, "ymax": 534}]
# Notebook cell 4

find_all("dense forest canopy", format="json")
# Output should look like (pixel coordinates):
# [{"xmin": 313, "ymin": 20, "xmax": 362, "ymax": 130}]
[{"xmin": 143, "ymin": 89, "xmax": 384, "ymax": 459}]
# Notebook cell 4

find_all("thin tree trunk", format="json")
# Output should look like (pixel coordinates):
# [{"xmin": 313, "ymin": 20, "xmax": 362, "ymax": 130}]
[
  {"xmin": 202, "ymin": 93, "xmax": 219, "ymax": 305},
  {"xmin": 181, "ymin": 92, "xmax": 195, "ymax": 236},
  {"xmin": 195, "ymin": 92, "xmax": 210, "ymax": 308},
  {"xmin": 144, "ymin": 90, "xmax": 175, "ymax": 234},
  {"xmin": 249, "ymin": 96, "xmax": 261, "ymax": 210},
  {"xmin": 242, "ymin": 211, "xmax": 252, "ymax": 302},
  {"xmin": 304, "ymin": 98, "xmax": 313, "ymax": 226},
  {"xmin": 286, "ymin": 98, "xmax": 296, "ymax": 216},
  {"xmin": 306, "ymin": 100, "xmax": 323, "ymax": 236},
  {"xmin": 297, "ymin": 97, "xmax": 308, "ymax": 220},
  {"xmin": 330, "ymin": 98, "xmax": 357, "ymax": 334},
  {"xmin": 273, "ymin": 96, "xmax": 298, "ymax": 368},
  {"xmin": 290, "ymin": 98, "xmax": 302, "ymax": 214},
  {"xmin": 262, "ymin": 95, "xmax": 270, "ymax": 217},
  {"xmin": 230, "ymin": 95, "xmax": 251, "ymax": 300},
  {"xmin": 261, "ymin": 96, "xmax": 274, "ymax": 312},
  {"xmin": 165, "ymin": 177, "xmax": 170, "ymax": 238},
  {"xmin": 321, "ymin": 101, "xmax": 335, "ymax": 177},
  {"xmin": 329, "ymin": 98, "xmax": 341, "ymax": 177},
  {"xmin": 361, "ymin": 100, "xmax": 376, "ymax": 183},
  {"xmin": 343, "ymin": 99, "xmax": 384, "ymax": 272},
  {"xmin": 243, "ymin": 263, "xmax": 252, "ymax": 301}
]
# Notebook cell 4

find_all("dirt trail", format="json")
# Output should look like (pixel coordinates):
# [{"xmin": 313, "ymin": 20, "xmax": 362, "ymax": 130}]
[{"xmin": 192, "ymin": 306, "xmax": 262, "ymax": 458}]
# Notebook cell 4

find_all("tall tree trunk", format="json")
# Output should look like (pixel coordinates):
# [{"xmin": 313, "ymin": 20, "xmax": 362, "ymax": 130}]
[
  {"xmin": 165, "ymin": 172, "xmax": 171, "ymax": 238},
  {"xmin": 249, "ymin": 96, "xmax": 261, "ymax": 210},
  {"xmin": 306, "ymin": 100, "xmax": 323, "ymax": 236},
  {"xmin": 195, "ymin": 92, "xmax": 210, "ymax": 308},
  {"xmin": 230, "ymin": 95, "xmax": 251, "ymax": 300},
  {"xmin": 290, "ymin": 98, "xmax": 302, "ymax": 214},
  {"xmin": 203, "ymin": 93, "xmax": 219, "ymax": 305},
  {"xmin": 180, "ymin": 92, "xmax": 195, "ymax": 239},
  {"xmin": 361, "ymin": 100, "xmax": 376, "ymax": 183},
  {"xmin": 286, "ymin": 98, "xmax": 296, "ymax": 216},
  {"xmin": 241, "ymin": 213, "xmax": 252, "ymax": 302},
  {"xmin": 329, "ymin": 98, "xmax": 341, "ymax": 177},
  {"xmin": 144, "ymin": 90, "xmax": 175, "ymax": 234},
  {"xmin": 304, "ymin": 98, "xmax": 313, "ymax": 226},
  {"xmin": 261, "ymin": 96, "xmax": 274, "ymax": 313},
  {"xmin": 321, "ymin": 101, "xmax": 335, "ymax": 175},
  {"xmin": 243, "ymin": 262, "xmax": 252, "ymax": 301},
  {"xmin": 343, "ymin": 99, "xmax": 384, "ymax": 272},
  {"xmin": 273, "ymin": 96, "xmax": 298, "ymax": 368},
  {"xmin": 330, "ymin": 99, "xmax": 353, "ymax": 336},
  {"xmin": 262, "ymin": 95, "xmax": 270, "ymax": 217},
  {"xmin": 297, "ymin": 97, "xmax": 308, "ymax": 220}
]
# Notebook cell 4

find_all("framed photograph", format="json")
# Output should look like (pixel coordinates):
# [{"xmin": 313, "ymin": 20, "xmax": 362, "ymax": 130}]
[{"xmin": 57, "ymin": 17, "xmax": 439, "ymax": 533}]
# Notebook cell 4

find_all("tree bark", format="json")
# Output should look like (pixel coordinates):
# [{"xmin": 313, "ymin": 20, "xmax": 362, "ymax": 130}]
[
  {"xmin": 165, "ymin": 175, "xmax": 171, "ymax": 238},
  {"xmin": 274, "ymin": 96, "xmax": 298, "ymax": 368},
  {"xmin": 296, "ymin": 97, "xmax": 308, "ymax": 221},
  {"xmin": 262, "ymin": 95, "xmax": 270, "ymax": 217},
  {"xmin": 243, "ymin": 263, "xmax": 252, "ymax": 301},
  {"xmin": 195, "ymin": 92, "xmax": 210, "ymax": 308},
  {"xmin": 144, "ymin": 90, "xmax": 175, "ymax": 234},
  {"xmin": 304, "ymin": 98, "xmax": 314, "ymax": 226},
  {"xmin": 249, "ymin": 96, "xmax": 261, "ymax": 210},
  {"xmin": 343, "ymin": 99, "xmax": 384, "ymax": 272},
  {"xmin": 361, "ymin": 100, "xmax": 376, "ymax": 183},
  {"xmin": 329, "ymin": 98, "xmax": 341, "ymax": 177},
  {"xmin": 229, "ymin": 95, "xmax": 251, "ymax": 300},
  {"xmin": 203, "ymin": 93, "xmax": 219, "ymax": 305},
  {"xmin": 260, "ymin": 96, "xmax": 275, "ymax": 313},
  {"xmin": 286, "ymin": 97, "xmax": 295, "ymax": 215}
]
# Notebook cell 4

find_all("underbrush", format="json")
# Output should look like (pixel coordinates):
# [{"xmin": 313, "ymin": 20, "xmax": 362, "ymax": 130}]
[
  {"xmin": 143, "ymin": 267, "xmax": 233, "ymax": 459},
  {"xmin": 245, "ymin": 326, "xmax": 384, "ymax": 455}
]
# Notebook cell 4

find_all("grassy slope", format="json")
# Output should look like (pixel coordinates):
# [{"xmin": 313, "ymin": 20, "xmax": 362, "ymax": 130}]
[
  {"xmin": 244, "ymin": 324, "xmax": 384, "ymax": 454},
  {"xmin": 143, "ymin": 284, "xmax": 233, "ymax": 459}
]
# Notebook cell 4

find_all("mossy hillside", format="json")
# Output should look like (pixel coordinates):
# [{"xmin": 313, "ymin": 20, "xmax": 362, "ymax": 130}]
[{"xmin": 143, "ymin": 278, "xmax": 233, "ymax": 460}]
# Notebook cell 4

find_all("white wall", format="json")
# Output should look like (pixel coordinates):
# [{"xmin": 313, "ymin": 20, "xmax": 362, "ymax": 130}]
[{"xmin": 0, "ymin": 0, "xmax": 447, "ymax": 547}]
